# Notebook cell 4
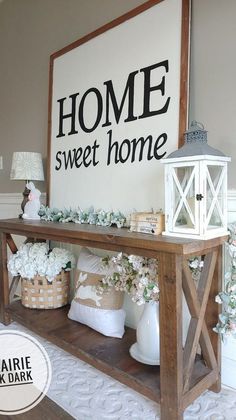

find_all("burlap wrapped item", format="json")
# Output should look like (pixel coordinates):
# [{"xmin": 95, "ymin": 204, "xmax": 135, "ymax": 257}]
[{"xmin": 74, "ymin": 269, "xmax": 124, "ymax": 310}]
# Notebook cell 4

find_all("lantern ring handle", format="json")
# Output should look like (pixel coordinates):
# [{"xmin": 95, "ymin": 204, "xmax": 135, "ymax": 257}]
[{"xmin": 190, "ymin": 120, "xmax": 205, "ymax": 130}]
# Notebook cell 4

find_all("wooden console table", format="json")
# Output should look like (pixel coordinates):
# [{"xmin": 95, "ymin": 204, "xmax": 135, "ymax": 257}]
[{"xmin": 0, "ymin": 218, "xmax": 226, "ymax": 419}]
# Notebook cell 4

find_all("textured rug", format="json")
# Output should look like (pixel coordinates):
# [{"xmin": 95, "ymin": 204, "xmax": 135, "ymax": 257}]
[{"xmin": 0, "ymin": 321, "xmax": 236, "ymax": 420}]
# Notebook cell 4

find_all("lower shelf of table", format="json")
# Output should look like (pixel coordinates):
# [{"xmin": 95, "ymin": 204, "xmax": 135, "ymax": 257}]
[{"xmin": 6, "ymin": 301, "xmax": 212, "ymax": 404}]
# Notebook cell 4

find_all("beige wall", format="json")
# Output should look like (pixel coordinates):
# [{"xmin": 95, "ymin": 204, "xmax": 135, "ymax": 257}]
[
  {"xmin": 190, "ymin": 0, "xmax": 236, "ymax": 188},
  {"xmin": 0, "ymin": 0, "xmax": 144, "ymax": 193},
  {"xmin": 0, "ymin": 0, "xmax": 236, "ymax": 193}
]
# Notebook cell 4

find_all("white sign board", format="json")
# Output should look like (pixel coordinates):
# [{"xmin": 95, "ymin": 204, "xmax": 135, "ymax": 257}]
[{"xmin": 48, "ymin": 0, "xmax": 189, "ymax": 214}]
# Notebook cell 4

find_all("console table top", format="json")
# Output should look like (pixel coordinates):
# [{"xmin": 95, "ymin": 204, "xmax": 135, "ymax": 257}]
[{"xmin": 0, "ymin": 218, "xmax": 227, "ymax": 256}]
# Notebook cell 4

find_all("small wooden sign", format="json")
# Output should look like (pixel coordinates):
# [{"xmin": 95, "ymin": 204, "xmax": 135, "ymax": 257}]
[{"xmin": 130, "ymin": 212, "xmax": 165, "ymax": 235}]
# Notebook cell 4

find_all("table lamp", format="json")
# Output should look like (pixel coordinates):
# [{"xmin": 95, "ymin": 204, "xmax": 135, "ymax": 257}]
[{"xmin": 10, "ymin": 152, "xmax": 44, "ymax": 218}]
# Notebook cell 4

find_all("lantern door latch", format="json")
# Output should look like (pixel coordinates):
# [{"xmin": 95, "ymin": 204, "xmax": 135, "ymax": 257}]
[{"xmin": 196, "ymin": 193, "xmax": 204, "ymax": 201}]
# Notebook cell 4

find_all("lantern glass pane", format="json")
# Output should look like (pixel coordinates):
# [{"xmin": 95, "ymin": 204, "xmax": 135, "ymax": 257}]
[
  {"xmin": 208, "ymin": 206, "xmax": 223, "ymax": 227},
  {"xmin": 206, "ymin": 165, "xmax": 224, "ymax": 228},
  {"xmin": 173, "ymin": 166, "xmax": 197, "ymax": 229}
]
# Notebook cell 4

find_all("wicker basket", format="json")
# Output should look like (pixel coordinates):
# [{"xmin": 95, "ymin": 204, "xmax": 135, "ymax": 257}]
[{"xmin": 21, "ymin": 271, "xmax": 70, "ymax": 309}]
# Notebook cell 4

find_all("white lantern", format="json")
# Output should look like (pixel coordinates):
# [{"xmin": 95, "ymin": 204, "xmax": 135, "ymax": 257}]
[{"xmin": 163, "ymin": 121, "xmax": 231, "ymax": 239}]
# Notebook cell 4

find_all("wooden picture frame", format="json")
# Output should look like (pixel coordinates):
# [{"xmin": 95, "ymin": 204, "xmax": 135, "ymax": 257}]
[{"xmin": 47, "ymin": 0, "xmax": 190, "ymax": 214}]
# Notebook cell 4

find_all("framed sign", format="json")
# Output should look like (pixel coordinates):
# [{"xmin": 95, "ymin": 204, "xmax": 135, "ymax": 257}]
[{"xmin": 47, "ymin": 0, "xmax": 190, "ymax": 214}]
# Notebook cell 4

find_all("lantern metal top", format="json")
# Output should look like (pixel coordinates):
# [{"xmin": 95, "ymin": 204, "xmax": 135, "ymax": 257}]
[{"xmin": 166, "ymin": 120, "xmax": 226, "ymax": 159}]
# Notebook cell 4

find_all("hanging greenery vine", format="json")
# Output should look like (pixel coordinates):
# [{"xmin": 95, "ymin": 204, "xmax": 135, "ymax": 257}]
[{"xmin": 214, "ymin": 222, "xmax": 236, "ymax": 340}]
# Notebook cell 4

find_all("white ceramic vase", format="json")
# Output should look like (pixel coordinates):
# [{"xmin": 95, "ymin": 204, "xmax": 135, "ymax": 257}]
[{"xmin": 129, "ymin": 301, "xmax": 160, "ymax": 365}]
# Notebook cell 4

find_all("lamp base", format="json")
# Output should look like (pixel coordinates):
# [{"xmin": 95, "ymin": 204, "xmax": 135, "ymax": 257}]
[{"xmin": 19, "ymin": 185, "xmax": 30, "ymax": 219}]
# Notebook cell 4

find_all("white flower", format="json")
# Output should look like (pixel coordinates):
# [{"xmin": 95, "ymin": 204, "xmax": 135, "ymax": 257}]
[
  {"xmin": 128, "ymin": 255, "xmax": 143, "ymax": 271},
  {"xmin": 215, "ymin": 295, "xmax": 222, "ymax": 304},
  {"xmin": 229, "ymin": 284, "xmax": 236, "ymax": 292},
  {"xmin": 8, "ymin": 242, "xmax": 74, "ymax": 281},
  {"xmin": 140, "ymin": 277, "xmax": 148, "ymax": 286},
  {"xmin": 153, "ymin": 285, "xmax": 159, "ymax": 294},
  {"xmin": 189, "ymin": 259, "xmax": 199, "ymax": 269}
]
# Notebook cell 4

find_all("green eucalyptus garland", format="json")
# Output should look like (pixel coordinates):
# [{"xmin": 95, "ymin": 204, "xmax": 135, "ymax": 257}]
[{"xmin": 39, "ymin": 205, "xmax": 126, "ymax": 228}]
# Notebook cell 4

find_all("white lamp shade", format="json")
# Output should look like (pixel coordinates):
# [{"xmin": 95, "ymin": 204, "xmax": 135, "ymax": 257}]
[{"xmin": 10, "ymin": 152, "xmax": 44, "ymax": 181}]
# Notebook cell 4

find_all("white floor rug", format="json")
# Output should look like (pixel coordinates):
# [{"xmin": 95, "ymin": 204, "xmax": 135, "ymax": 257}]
[{"xmin": 0, "ymin": 321, "xmax": 236, "ymax": 419}]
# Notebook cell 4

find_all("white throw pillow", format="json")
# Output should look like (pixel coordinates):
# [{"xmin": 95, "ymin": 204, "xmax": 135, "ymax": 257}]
[{"xmin": 68, "ymin": 248, "xmax": 125, "ymax": 338}]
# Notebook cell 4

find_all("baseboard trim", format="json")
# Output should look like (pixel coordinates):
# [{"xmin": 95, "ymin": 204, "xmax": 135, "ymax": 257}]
[{"xmin": 222, "ymin": 356, "xmax": 236, "ymax": 389}]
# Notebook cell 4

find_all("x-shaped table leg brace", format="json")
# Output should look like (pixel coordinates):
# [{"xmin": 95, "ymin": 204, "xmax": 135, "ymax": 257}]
[{"xmin": 182, "ymin": 250, "xmax": 218, "ymax": 393}]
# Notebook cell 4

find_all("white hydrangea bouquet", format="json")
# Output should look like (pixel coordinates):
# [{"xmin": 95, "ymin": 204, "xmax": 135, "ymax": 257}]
[
  {"xmin": 8, "ymin": 242, "xmax": 75, "ymax": 282},
  {"xmin": 98, "ymin": 253, "xmax": 159, "ymax": 305}
]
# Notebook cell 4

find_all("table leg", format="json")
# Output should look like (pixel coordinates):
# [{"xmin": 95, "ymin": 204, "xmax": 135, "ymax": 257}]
[
  {"xmin": 159, "ymin": 252, "xmax": 183, "ymax": 419},
  {"xmin": 206, "ymin": 245, "xmax": 222, "ymax": 393},
  {"xmin": 0, "ymin": 232, "xmax": 11, "ymax": 325}
]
